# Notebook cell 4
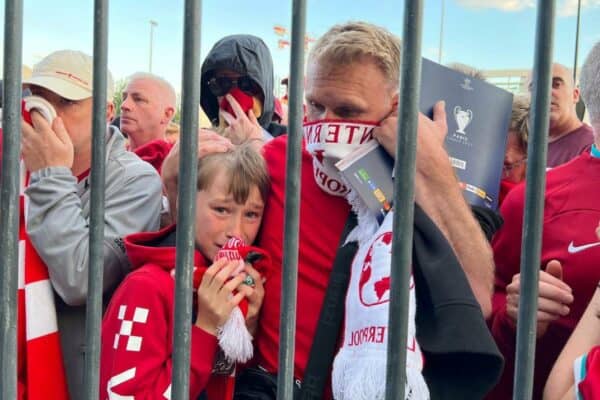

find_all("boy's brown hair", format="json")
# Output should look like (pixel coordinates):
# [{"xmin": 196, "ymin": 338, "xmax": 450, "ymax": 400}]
[{"xmin": 197, "ymin": 143, "xmax": 270, "ymax": 204}]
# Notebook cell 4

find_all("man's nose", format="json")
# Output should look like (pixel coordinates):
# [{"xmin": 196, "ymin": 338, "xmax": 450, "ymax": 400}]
[{"xmin": 121, "ymin": 96, "xmax": 132, "ymax": 111}]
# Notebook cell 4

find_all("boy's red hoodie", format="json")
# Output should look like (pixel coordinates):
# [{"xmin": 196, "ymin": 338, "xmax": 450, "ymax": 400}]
[{"xmin": 100, "ymin": 225, "xmax": 269, "ymax": 399}]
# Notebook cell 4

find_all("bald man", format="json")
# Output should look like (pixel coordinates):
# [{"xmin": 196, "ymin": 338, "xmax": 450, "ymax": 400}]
[
  {"xmin": 120, "ymin": 72, "xmax": 177, "ymax": 151},
  {"xmin": 530, "ymin": 63, "xmax": 593, "ymax": 167}
]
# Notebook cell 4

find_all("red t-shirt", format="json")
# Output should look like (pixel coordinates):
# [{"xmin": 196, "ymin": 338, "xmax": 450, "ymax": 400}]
[
  {"xmin": 547, "ymin": 123, "xmax": 593, "ymax": 168},
  {"xmin": 489, "ymin": 152, "xmax": 600, "ymax": 399},
  {"xmin": 255, "ymin": 135, "xmax": 350, "ymax": 381}
]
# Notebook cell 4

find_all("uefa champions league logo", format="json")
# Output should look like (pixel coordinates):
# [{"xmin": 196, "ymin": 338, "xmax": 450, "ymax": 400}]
[{"xmin": 453, "ymin": 106, "xmax": 473, "ymax": 135}]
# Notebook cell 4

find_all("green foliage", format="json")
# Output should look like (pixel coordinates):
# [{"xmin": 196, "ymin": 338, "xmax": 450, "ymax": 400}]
[{"xmin": 112, "ymin": 78, "xmax": 128, "ymax": 114}]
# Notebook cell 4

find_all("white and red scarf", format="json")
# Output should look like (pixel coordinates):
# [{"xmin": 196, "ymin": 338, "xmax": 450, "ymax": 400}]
[
  {"xmin": 303, "ymin": 119, "xmax": 378, "ymax": 197},
  {"xmin": 332, "ymin": 211, "xmax": 429, "ymax": 400},
  {"xmin": 17, "ymin": 163, "xmax": 69, "ymax": 400}
]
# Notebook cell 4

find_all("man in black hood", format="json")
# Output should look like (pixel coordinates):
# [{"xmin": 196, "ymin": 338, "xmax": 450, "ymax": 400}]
[{"xmin": 200, "ymin": 34, "xmax": 286, "ymax": 141}]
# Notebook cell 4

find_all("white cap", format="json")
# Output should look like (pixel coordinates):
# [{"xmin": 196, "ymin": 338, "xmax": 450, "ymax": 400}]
[{"xmin": 23, "ymin": 50, "xmax": 114, "ymax": 100}]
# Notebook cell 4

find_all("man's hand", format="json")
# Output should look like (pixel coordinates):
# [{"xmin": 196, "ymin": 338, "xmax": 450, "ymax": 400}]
[
  {"xmin": 372, "ymin": 100, "xmax": 447, "ymax": 166},
  {"xmin": 162, "ymin": 129, "xmax": 233, "ymax": 222},
  {"xmin": 21, "ymin": 111, "xmax": 74, "ymax": 173},
  {"xmin": 220, "ymin": 94, "xmax": 264, "ymax": 145},
  {"xmin": 506, "ymin": 260, "xmax": 574, "ymax": 337}
]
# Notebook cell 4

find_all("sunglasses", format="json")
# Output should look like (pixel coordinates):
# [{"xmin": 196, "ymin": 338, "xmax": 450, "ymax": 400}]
[{"xmin": 206, "ymin": 76, "xmax": 260, "ymax": 97}]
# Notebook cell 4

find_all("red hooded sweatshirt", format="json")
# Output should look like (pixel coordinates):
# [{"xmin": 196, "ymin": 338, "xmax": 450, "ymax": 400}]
[{"xmin": 100, "ymin": 225, "xmax": 270, "ymax": 400}]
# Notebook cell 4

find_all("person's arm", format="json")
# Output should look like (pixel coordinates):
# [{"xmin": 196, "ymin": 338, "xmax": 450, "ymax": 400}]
[
  {"xmin": 374, "ymin": 101, "xmax": 494, "ymax": 316},
  {"xmin": 544, "ymin": 285, "xmax": 600, "ymax": 400},
  {"xmin": 101, "ymin": 271, "xmax": 218, "ymax": 399},
  {"xmin": 25, "ymin": 163, "xmax": 162, "ymax": 305}
]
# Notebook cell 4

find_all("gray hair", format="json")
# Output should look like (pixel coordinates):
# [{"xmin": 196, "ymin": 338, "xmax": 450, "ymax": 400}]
[
  {"xmin": 447, "ymin": 62, "xmax": 486, "ymax": 81},
  {"xmin": 580, "ymin": 42, "xmax": 600, "ymax": 130},
  {"xmin": 126, "ymin": 72, "xmax": 176, "ymax": 108}
]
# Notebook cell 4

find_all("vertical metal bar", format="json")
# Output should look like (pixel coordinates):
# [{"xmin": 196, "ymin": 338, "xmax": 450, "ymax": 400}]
[
  {"xmin": 513, "ymin": 1, "xmax": 555, "ymax": 399},
  {"xmin": 0, "ymin": 1, "xmax": 23, "ymax": 399},
  {"xmin": 83, "ymin": 0, "xmax": 109, "ymax": 398},
  {"xmin": 276, "ymin": 0, "xmax": 306, "ymax": 398},
  {"xmin": 385, "ymin": 1, "xmax": 423, "ymax": 399},
  {"xmin": 573, "ymin": 0, "xmax": 582, "ymax": 82},
  {"xmin": 171, "ymin": 0, "xmax": 201, "ymax": 399}
]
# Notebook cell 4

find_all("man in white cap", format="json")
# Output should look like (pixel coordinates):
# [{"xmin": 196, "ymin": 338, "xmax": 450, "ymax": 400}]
[{"xmin": 18, "ymin": 49, "xmax": 162, "ymax": 399}]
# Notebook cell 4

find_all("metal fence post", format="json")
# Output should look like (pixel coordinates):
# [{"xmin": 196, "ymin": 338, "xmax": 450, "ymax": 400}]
[
  {"xmin": 276, "ymin": 0, "xmax": 306, "ymax": 398},
  {"xmin": 513, "ymin": 1, "xmax": 556, "ymax": 399},
  {"xmin": 385, "ymin": 1, "xmax": 423, "ymax": 399},
  {"xmin": 171, "ymin": 0, "xmax": 202, "ymax": 398},
  {"xmin": 0, "ymin": 1, "xmax": 24, "ymax": 399},
  {"xmin": 83, "ymin": 0, "xmax": 109, "ymax": 398}
]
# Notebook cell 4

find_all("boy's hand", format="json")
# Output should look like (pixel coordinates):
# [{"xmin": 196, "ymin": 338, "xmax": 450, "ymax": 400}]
[
  {"xmin": 195, "ymin": 259, "xmax": 247, "ymax": 335},
  {"xmin": 236, "ymin": 263, "xmax": 265, "ymax": 336}
]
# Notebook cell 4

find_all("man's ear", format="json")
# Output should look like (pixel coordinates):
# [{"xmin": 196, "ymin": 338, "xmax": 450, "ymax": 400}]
[
  {"xmin": 573, "ymin": 87, "xmax": 581, "ymax": 104},
  {"xmin": 106, "ymin": 102, "xmax": 115, "ymax": 123},
  {"xmin": 163, "ymin": 106, "xmax": 175, "ymax": 124},
  {"xmin": 391, "ymin": 91, "xmax": 399, "ymax": 112}
]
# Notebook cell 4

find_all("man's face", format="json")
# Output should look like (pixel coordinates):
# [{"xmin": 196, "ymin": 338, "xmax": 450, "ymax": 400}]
[
  {"xmin": 120, "ymin": 78, "xmax": 171, "ymax": 149},
  {"xmin": 209, "ymin": 69, "xmax": 264, "ymax": 110},
  {"xmin": 503, "ymin": 132, "xmax": 527, "ymax": 183},
  {"xmin": 530, "ymin": 64, "xmax": 580, "ymax": 133},
  {"xmin": 304, "ymin": 58, "xmax": 397, "ymax": 122},
  {"xmin": 28, "ymin": 86, "xmax": 93, "ymax": 152},
  {"xmin": 194, "ymin": 169, "xmax": 265, "ymax": 261}
]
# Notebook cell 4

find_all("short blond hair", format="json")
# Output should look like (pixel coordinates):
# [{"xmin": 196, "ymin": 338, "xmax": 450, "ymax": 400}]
[
  {"xmin": 309, "ymin": 21, "xmax": 401, "ymax": 89},
  {"xmin": 197, "ymin": 143, "xmax": 270, "ymax": 204},
  {"xmin": 509, "ymin": 95, "xmax": 530, "ymax": 150}
]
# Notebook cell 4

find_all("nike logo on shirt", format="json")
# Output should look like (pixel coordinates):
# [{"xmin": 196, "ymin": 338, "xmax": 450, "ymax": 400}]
[{"xmin": 567, "ymin": 241, "xmax": 600, "ymax": 254}]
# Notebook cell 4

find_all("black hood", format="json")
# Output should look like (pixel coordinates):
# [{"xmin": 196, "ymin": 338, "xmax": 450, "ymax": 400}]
[{"xmin": 201, "ymin": 35, "xmax": 275, "ymax": 128}]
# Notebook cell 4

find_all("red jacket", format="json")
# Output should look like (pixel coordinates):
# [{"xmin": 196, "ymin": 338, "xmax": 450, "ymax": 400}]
[{"xmin": 100, "ymin": 225, "xmax": 221, "ymax": 399}]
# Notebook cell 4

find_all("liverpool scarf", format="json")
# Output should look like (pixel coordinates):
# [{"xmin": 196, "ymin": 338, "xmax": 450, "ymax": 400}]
[
  {"xmin": 17, "ymin": 164, "xmax": 70, "ymax": 399},
  {"xmin": 332, "ymin": 211, "xmax": 429, "ymax": 400}
]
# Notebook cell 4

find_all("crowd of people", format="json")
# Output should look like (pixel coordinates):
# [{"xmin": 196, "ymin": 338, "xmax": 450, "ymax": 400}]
[{"xmin": 2, "ymin": 19, "xmax": 600, "ymax": 400}]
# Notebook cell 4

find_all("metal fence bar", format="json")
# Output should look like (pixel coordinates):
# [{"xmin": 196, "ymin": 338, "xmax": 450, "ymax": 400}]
[
  {"xmin": 276, "ymin": 0, "xmax": 306, "ymax": 398},
  {"xmin": 171, "ymin": 0, "xmax": 202, "ymax": 398},
  {"xmin": 513, "ymin": 1, "xmax": 555, "ymax": 399},
  {"xmin": 385, "ymin": 1, "xmax": 423, "ymax": 399},
  {"xmin": 83, "ymin": 0, "xmax": 109, "ymax": 398},
  {"xmin": 0, "ymin": 0, "xmax": 24, "ymax": 399}
]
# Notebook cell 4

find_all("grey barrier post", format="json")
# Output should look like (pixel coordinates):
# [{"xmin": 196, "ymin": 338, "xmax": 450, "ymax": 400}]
[
  {"xmin": 385, "ymin": 1, "xmax": 423, "ymax": 399},
  {"xmin": 83, "ymin": 0, "xmax": 109, "ymax": 398},
  {"xmin": 171, "ymin": 0, "xmax": 202, "ymax": 399},
  {"xmin": 0, "ymin": 0, "xmax": 24, "ymax": 399},
  {"xmin": 513, "ymin": 1, "xmax": 555, "ymax": 399},
  {"xmin": 276, "ymin": 0, "xmax": 306, "ymax": 399}
]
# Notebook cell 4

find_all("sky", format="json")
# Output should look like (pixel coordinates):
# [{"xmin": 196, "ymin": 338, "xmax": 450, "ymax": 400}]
[{"xmin": 1, "ymin": 0, "xmax": 600, "ymax": 96}]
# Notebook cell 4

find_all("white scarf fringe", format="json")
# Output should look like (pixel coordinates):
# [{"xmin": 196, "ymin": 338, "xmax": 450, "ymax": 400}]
[
  {"xmin": 217, "ymin": 306, "xmax": 253, "ymax": 363},
  {"xmin": 343, "ymin": 186, "xmax": 380, "ymax": 246},
  {"xmin": 332, "ymin": 348, "xmax": 429, "ymax": 400}
]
